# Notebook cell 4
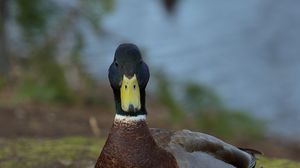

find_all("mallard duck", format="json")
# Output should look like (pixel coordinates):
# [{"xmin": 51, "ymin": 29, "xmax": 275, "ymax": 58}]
[{"xmin": 95, "ymin": 43, "xmax": 260, "ymax": 168}]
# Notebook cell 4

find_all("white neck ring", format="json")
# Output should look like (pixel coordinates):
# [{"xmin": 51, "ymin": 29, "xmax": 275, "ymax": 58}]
[{"xmin": 114, "ymin": 114, "xmax": 146, "ymax": 123}]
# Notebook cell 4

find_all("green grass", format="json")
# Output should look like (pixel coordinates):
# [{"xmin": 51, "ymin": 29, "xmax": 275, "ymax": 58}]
[
  {"xmin": 257, "ymin": 156, "xmax": 300, "ymax": 168},
  {"xmin": 0, "ymin": 137, "xmax": 104, "ymax": 168},
  {"xmin": 0, "ymin": 137, "xmax": 299, "ymax": 168}
]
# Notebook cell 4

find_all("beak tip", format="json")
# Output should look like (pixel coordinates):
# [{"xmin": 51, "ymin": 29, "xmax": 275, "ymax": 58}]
[{"xmin": 128, "ymin": 104, "xmax": 135, "ymax": 112}]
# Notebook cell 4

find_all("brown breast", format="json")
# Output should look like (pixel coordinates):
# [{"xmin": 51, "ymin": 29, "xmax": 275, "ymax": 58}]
[{"xmin": 95, "ymin": 121, "xmax": 178, "ymax": 168}]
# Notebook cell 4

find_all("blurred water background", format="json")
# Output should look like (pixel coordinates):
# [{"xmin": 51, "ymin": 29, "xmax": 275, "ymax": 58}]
[{"xmin": 83, "ymin": 0, "xmax": 300, "ymax": 137}]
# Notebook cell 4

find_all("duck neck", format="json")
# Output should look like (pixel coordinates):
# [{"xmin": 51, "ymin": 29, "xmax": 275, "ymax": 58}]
[{"xmin": 111, "ymin": 114, "xmax": 152, "ymax": 145}]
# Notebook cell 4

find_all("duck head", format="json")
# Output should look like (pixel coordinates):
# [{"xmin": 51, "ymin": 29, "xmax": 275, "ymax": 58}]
[{"xmin": 108, "ymin": 43, "xmax": 149, "ymax": 117}]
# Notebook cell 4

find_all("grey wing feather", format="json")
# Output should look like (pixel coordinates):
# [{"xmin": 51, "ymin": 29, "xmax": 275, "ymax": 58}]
[{"xmin": 151, "ymin": 128, "xmax": 258, "ymax": 168}]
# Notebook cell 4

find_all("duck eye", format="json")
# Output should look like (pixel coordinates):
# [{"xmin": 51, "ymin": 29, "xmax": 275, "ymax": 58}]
[{"xmin": 115, "ymin": 62, "xmax": 119, "ymax": 67}]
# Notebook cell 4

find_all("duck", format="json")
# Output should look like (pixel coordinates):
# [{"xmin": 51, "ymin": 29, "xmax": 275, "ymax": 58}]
[{"xmin": 95, "ymin": 43, "xmax": 260, "ymax": 168}]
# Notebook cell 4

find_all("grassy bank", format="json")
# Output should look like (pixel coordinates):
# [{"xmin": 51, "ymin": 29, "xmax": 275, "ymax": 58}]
[
  {"xmin": 0, "ymin": 137, "xmax": 104, "ymax": 168},
  {"xmin": 0, "ymin": 137, "xmax": 299, "ymax": 168}
]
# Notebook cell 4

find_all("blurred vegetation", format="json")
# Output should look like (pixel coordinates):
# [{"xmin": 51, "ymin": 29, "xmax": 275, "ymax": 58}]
[
  {"xmin": 155, "ymin": 72, "xmax": 265, "ymax": 140},
  {"xmin": 0, "ymin": 137, "xmax": 299, "ymax": 168},
  {"xmin": 0, "ymin": 78, "xmax": 5, "ymax": 90},
  {"xmin": 155, "ymin": 72, "xmax": 185, "ymax": 122},
  {"xmin": 16, "ymin": 44, "xmax": 74, "ymax": 103},
  {"xmin": 184, "ymin": 83, "xmax": 264, "ymax": 139},
  {"xmin": 15, "ymin": 0, "xmax": 54, "ymax": 41},
  {"xmin": 1, "ymin": 0, "xmax": 115, "ymax": 104}
]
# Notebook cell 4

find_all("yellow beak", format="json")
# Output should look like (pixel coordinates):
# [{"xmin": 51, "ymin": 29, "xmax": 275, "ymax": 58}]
[{"xmin": 121, "ymin": 74, "xmax": 141, "ymax": 112}]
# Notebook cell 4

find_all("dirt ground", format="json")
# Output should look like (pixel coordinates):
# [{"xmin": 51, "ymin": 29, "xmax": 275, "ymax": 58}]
[{"xmin": 0, "ymin": 105, "xmax": 300, "ymax": 162}]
